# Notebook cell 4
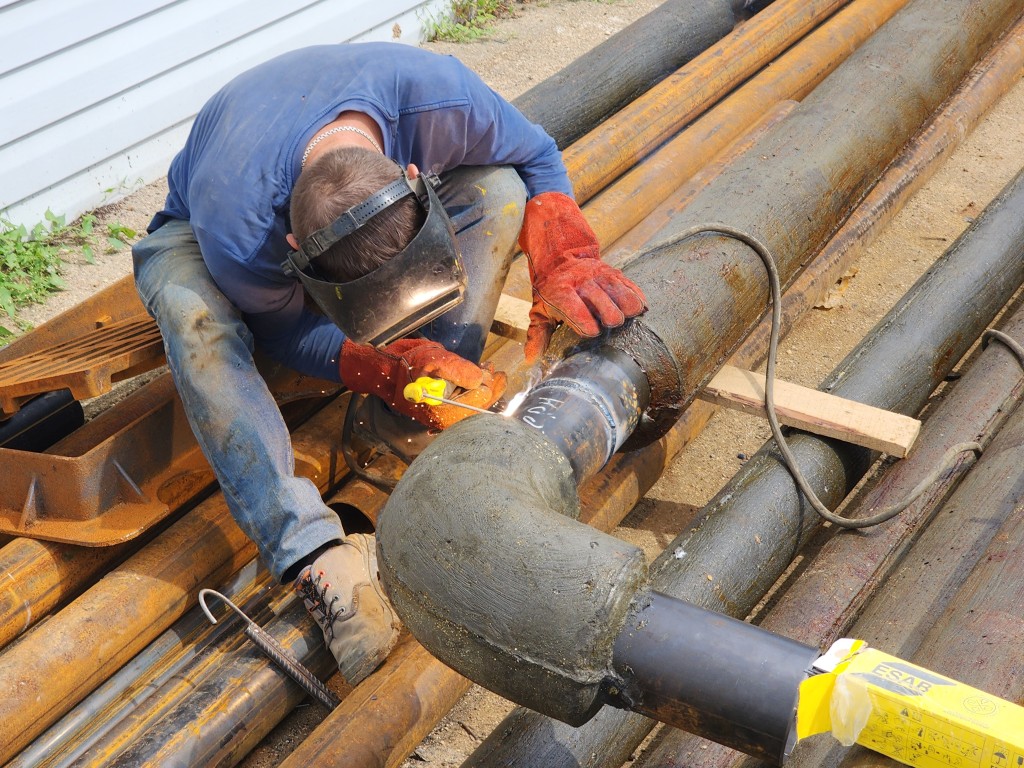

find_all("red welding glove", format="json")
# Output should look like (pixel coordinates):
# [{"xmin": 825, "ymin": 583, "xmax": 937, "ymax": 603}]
[
  {"xmin": 339, "ymin": 338, "xmax": 507, "ymax": 430},
  {"xmin": 518, "ymin": 191, "xmax": 647, "ymax": 364}
]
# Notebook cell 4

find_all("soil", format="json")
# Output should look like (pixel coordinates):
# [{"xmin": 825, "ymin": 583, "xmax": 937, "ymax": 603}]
[{"xmin": 6, "ymin": 1, "xmax": 1023, "ymax": 766}]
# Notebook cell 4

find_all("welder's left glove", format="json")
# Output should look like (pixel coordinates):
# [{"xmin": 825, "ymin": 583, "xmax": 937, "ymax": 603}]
[{"xmin": 518, "ymin": 192, "xmax": 647, "ymax": 364}]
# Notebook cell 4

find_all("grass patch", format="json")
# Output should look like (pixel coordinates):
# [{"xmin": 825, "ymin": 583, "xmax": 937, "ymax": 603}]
[
  {"xmin": 424, "ymin": 0, "xmax": 518, "ymax": 42},
  {"xmin": 0, "ymin": 210, "xmax": 136, "ymax": 342}
]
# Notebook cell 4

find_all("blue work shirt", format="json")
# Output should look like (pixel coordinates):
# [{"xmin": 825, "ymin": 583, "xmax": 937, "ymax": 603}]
[{"xmin": 151, "ymin": 42, "xmax": 572, "ymax": 380}]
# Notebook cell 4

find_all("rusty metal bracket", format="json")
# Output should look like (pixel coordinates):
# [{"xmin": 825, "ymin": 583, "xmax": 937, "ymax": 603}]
[
  {"xmin": 0, "ymin": 374, "xmax": 214, "ymax": 546},
  {"xmin": 0, "ymin": 315, "xmax": 165, "ymax": 416}
]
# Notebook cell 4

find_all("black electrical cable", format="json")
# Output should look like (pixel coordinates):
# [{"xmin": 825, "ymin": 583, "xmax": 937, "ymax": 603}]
[
  {"xmin": 341, "ymin": 393, "xmax": 401, "ymax": 491},
  {"xmin": 656, "ymin": 223, "xmax": 1024, "ymax": 529}
]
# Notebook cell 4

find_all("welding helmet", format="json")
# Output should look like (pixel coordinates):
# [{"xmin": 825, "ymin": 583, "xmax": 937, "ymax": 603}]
[{"xmin": 282, "ymin": 170, "xmax": 465, "ymax": 347}]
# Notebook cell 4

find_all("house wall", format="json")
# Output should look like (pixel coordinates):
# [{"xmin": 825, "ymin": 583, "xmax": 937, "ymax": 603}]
[{"xmin": 0, "ymin": 0, "xmax": 450, "ymax": 227}]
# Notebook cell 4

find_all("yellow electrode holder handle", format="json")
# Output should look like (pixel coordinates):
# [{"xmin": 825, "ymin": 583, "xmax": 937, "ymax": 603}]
[{"xmin": 404, "ymin": 377, "xmax": 448, "ymax": 406}]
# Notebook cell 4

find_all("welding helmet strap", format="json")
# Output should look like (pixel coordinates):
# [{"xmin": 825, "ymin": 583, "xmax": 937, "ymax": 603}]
[
  {"xmin": 283, "ymin": 171, "xmax": 465, "ymax": 347},
  {"xmin": 289, "ymin": 175, "xmax": 417, "ymax": 272}
]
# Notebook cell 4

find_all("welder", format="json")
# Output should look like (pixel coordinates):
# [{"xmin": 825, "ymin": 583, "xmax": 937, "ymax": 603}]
[{"xmin": 132, "ymin": 42, "xmax": 646, "ymax": 684}]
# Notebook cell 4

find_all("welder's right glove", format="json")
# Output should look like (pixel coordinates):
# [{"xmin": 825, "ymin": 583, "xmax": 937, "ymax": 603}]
[
  {"xmin": 339, "ymin": 338, "xmax": 506, "ymax": 429},
  {"xmin": 518, "ymin": 191, "xmax": 647, "ymax": 364}
]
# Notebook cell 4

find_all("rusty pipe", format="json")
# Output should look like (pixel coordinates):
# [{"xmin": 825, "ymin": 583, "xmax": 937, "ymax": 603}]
[
  {"xmin": 583, "ymin": 0, "xmax": 909, "ymax": 252},
  {"xmin": 512, "ymin": 0, "xmax": 759, "ymax": 149},
  {"xmin": 6, "ymin": 560, "xmax": 271, "ymax": 768},
  {"xmin": 65, "ymin": 464, "xmax": 394, "ymax": 767},
  {"xmin": 278, "ymin": 636, "xmax": 471, "ymax": 768},
  {"xmin": 98, "ymin": 596, "xmax": 334, "ymax": 768},
  {"xmin": 0, "ymin": 398, "xmax": 351, "ymax": 764},
  {"xmin": 564, "ymin": 0, "xmax": 852, "ymax": 203},
  {"xmin": 378, "ymin": 0, "xmax": 1024, "ymax": 758}
]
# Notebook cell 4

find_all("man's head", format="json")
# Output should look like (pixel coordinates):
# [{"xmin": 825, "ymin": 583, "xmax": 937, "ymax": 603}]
[
  {"xmin": 283, "ymin": 147, "xmax": 466, "ymax": 346},
  {"xmin": 289, "ymin": 147, "xmax": 423, "ymax": 282}
]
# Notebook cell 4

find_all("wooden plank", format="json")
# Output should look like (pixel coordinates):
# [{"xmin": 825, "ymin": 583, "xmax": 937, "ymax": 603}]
[
  {"xmin": 491, "ymin": 293, "xmax": 532, "ymax": 344},
  {"xmin": 699, "ymin": 364, "xmax": 920, "ymax": 456}
]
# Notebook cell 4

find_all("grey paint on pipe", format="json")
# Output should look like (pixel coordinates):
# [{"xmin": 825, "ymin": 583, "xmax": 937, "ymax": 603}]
[{"xmin": 380, "ymin": 0, "xmax": 1024, "ymax": 763}]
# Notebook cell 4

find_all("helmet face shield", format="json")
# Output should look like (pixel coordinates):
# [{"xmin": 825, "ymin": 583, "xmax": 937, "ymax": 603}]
[{"xmin": 283, "ymin": 172, "xmax": 465, "ymax": 347}]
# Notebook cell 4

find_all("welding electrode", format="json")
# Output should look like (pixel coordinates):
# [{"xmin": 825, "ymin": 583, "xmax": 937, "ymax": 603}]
[{"xmin": 403, "ymin": 377, "xmax": 497, "ymax": 416}]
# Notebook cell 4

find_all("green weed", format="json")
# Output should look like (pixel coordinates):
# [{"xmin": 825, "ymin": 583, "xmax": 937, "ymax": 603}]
[
  {"xmin": 0, "ymin": 211, "xmax": 137, "ymax": 342},
  {"xmin": 424, "ymin": 0, "xmax": 517, "ymax": 42}
]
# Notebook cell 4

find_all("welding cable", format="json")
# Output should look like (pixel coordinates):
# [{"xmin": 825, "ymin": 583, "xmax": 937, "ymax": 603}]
[
  {"xmin": 656, "ymin": 223, "xmax": 1023, "ymax": 529},
  {"xmin": 340, "ymin": 393, "xmax": 401, "ymax": 491}
]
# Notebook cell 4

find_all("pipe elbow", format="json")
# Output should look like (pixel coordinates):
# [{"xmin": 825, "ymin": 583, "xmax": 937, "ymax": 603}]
[{"xmin": 377, "ymin": 415, "xmax": 648, "ymax": 725}]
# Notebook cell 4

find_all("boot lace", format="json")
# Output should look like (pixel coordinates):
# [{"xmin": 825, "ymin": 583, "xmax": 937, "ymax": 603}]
[{"xmin": 296, "ymin": 569, "xmax": 345, "ymax": 642}]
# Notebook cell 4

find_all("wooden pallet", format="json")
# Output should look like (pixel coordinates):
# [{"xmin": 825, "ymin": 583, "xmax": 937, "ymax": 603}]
[{"xmin": 0, "ymin": 315, "xmax": 165, "ymax": 415}]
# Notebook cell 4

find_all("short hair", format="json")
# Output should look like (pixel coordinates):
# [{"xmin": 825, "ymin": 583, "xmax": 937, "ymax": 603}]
[{"xmin": 290, "ymin": 147, "xmax": 423, "ymax": 282}]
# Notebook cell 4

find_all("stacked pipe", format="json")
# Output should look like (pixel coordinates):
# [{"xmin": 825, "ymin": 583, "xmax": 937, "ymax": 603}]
[
  {"xmin": 2, "ymin": 1, "xmax": 1015, "ymax": 768},
  {"xmin": 0, "ymin": 0, "xmax": 800, "ymax": 763},
  {"xmin": 459, "ymin": 18, "xmax": 1024, "ymax": 768},
  {"xmin": 377, "ymin": 0, "xmax": 1024, "ymax": 764},
  {"xmin": 636, "ymin": 259, "xmax": 1024, "ymax": 768}
]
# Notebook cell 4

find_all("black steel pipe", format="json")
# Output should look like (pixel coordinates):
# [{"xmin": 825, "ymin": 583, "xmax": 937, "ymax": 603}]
[
  {"xmin": 611, "ymin": 592, "xmax": 818, "ymax": 763},
  {"xmin": 513, "ymin": 346, "xmax": 649, "ymax": 481},
  {"xmin": 0, "ymin": 390, "xmax": 83, "ymax": 451},
  {"xmin": 512, "ymin": 0, "xmax": 759, "ymax": 149}
]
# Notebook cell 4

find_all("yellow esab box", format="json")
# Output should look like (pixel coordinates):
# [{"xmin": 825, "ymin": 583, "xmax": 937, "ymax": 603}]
[{"xmin": 797, "ymin": 639, "xmax": 1024, "ymax": 768}]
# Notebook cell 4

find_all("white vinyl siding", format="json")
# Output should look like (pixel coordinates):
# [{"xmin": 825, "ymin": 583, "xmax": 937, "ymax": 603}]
[{"xmin": 0, "ymin": 0, "xmax": 448, "ymax": 227}]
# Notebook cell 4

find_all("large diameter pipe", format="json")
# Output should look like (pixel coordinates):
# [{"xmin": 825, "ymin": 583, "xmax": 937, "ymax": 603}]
[
  {"xmin": 642, "ymin": 310, "xmax": 1024, "ymax": 768},
  {"xmin": 463, "ymin": 22, "xmax": 1024, "ymax": 763},
  {"xmin": 380, "ymin": 49, "xmax": 1024, "ymax": 768},
  {"xmin": 512, "ymin": 0, "xmax": 757, "ymax": 149},
  {"xmin": 381, "ymin": 414, "xmax": 819, "ymax": 759},
  {"xmin": 610, "ymin": 593, "xmax": 818, "ymax": 761}
]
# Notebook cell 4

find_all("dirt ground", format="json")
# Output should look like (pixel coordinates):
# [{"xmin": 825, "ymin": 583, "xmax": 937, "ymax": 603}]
[{"xmin": 7, "ymin": 0, "xmax": 1024, "ymax": 765}]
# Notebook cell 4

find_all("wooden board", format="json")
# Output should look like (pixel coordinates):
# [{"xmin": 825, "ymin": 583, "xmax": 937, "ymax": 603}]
[
  {"xmin": 491, "ymin": 293, "xmax": 532, "ymax": 344},
  {"xmin": 700, "ymin": 364, "xmax": 920, "ymax": 457}
]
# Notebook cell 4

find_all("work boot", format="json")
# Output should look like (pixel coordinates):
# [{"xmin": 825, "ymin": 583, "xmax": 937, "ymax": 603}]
[
  {"xmin": 351, "ymin": 395, "xmax": 438, "ymax": 463},
  {"xmin": 294, "ymin": 533, "xmax": 401, "ymax": 685}
]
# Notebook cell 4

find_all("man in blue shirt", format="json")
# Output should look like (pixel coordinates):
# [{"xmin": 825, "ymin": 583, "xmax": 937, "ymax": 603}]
[{"xmin": 133, "ymin": 43, "xmax": 645, "ymax": 684}]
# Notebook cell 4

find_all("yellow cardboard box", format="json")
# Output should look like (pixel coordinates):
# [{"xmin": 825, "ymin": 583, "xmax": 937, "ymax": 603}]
[{"xmin": 797, "ymin": 639, "xmax": 1024, "ymax": 767}]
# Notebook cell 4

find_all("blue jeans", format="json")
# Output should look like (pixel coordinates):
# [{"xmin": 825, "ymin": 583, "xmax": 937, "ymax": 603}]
[{"xmin": 133, "ymin": 166, "xmax": 526, "ymax": 581}]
